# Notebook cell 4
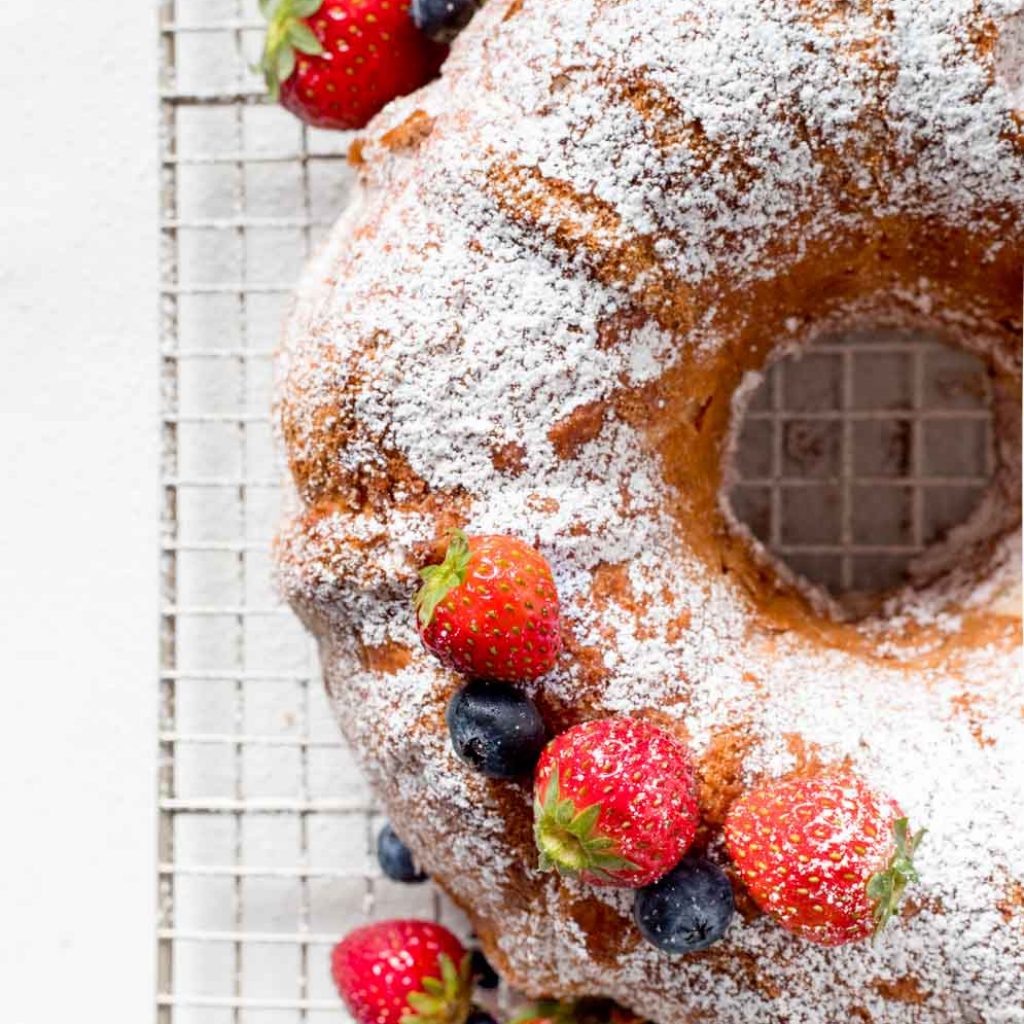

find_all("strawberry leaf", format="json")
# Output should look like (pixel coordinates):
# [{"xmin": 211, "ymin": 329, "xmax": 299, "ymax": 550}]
[
  {"xmin": 868, "ymin": 817, "xmax": 926, "ymax": 937},
  {"xmin": 509, "ymin": 1002, "xmax": 578, "ymax": 1024},
  {"xmin": 276, "ymin": 45, "xmax": 296, "ymax": 86},
  {"xmin": 407, "ymin": 993, "xmax": 438, "ymax": 1012},
  {"xmin": 287, "ymin": 20, "xmax": 325, "ymax": 55},
  {"xmin": 570, "ymin": 803, "xmax": 601, "ymax": 838},
  {"xmin": 400, "ymin": 953, "xmax": 473, "ymax": 1024},
  {"xmin": 258, "ymin": 0, "xmax": 326, "ymax": 101},
  {"xmin": 414, "ymin": 529, "xmax": 473, "ymax": 627},
  {"xmin": 440, "ymin": 954, "xmax": 458, "ymax": 990}
]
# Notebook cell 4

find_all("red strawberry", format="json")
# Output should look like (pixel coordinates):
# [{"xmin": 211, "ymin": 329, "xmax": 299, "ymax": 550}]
[
  {"xmin": 415, "ymin": 530, "xmax": 561, "ymax": 682},
  {"xmin": 330, "ymin": 919, "xmax": 471, "ymax": 1024},
  {"xmin": 259, "ymin": 0, "xmax": 447, "ymax": 131},
  {"xmin": 723, "ymin": 767, "xmax": 925, "ymax": 946},
  {"xmin": 532, "ymin": 717, "xmax": 699, "ymax": 888}
]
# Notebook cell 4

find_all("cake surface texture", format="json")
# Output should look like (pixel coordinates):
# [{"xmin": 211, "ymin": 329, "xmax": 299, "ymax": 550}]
[{"xmin": 275, "ymin": 1, "xmax": 1024, "ymax": 1020}]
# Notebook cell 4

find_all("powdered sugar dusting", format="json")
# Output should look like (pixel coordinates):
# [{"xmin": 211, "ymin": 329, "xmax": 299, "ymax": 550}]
[{"xmin": 276, "ymin": 0, "xmax": 1023, "ymax": 1020}]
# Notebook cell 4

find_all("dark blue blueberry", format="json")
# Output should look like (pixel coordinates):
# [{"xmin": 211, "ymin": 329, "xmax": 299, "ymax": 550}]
[
  {"xmin": 377, "ymin": 823, "xmax": 427, "ymax": 884},
  {"xmin": 471, "ymin": 948, "xmax": 500, "ymax": 990},
  {"xmin": 633, "ymin": 854, "xmax": 735, "ymax": 954},
  {"xmin": 466, "ymin": 1011, "xmax": 498, "ymax": 1024},
  {"xmin": 446, "ymin": 680, "xmax": 546, "ymax": 779},
  {"xmin": 410, "ymin": 0, "xmax": 483, "ymax": 43}
]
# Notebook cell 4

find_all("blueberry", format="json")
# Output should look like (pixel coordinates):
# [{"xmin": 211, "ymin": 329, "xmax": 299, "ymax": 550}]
[
  {"xmin": 377, "ymin": 823, "xmax": 427, "ymax": 884},
  {"xmin": 466, "ymin": 1011, "xmax": 498, "ymax": 1024},
  {"xmin": 471, "ymin": 948, "xmax": 500, "ymax": 990},
  {"xmin": 446, "ymin": 680, "xmax": 546, "ymax": 779},
  {"xmin": 633, "ymin": 854, "xmax": 735, "ymax": 954},
  {"xmin": 411, "ymin": 0, "xmax": 483, "ymax": 44}
]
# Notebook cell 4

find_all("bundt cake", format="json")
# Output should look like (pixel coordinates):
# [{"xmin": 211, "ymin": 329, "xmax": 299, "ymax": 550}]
[{"xmin": 275, "ymin": 0, "xmax": 1024, "ymax": 1020}]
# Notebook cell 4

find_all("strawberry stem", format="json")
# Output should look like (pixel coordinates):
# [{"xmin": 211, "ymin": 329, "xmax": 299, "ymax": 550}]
[
  {"xmin": 414, "ymin": 529, "xmax": 472, "ymax": 628},
  {"xmin": 400, "ymin": 952, "xmax": 473, "ymax": 1024},
  {"xmin": 536, "ymin": 814, "xmax": 592, "ymax": 872},
  {"xmin": 533, "ymin": 768, "xmax": 639, "ymax": 881},
  {"xmin": 867, "ymin": 817, "xmax": 926, "ymax": 937}
]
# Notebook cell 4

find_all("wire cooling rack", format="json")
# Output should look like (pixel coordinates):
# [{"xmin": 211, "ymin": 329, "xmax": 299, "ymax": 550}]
[
  {"xmin": 156, "ymin": 2, "xmax": 994, "ymax": 1019},
  {"xmin": 728, "ymin": 330, "xmax": 994, "ymax": 597},
  {"xmin": 157, "ymin": 3, "xmax": 471, "ymax": 1020}
]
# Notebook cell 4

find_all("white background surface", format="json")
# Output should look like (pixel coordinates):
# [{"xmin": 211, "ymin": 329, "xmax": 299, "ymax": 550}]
[{"xmin": 0, "ymin": 1, "xmax": 159, "ymax": 1019}]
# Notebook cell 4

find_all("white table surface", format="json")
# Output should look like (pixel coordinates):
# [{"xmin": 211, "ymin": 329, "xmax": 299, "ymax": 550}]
[{"xmin": 0, "ymin": 1, "xmax": 159, "ymax": 1019}]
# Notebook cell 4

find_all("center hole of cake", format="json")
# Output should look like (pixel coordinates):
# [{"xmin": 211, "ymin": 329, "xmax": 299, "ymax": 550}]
[{"xmin": 725, "ymin": 328, "xmax": 996, "ymax": 606}]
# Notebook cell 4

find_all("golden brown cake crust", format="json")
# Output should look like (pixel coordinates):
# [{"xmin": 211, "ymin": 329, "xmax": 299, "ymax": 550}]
[{"xmin": 275, "ymin": 1, "xmax": 1024, "ymax": 1020}]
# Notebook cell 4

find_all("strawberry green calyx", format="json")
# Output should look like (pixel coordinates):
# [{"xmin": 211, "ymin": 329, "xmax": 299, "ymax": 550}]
[
  {"xmin": 401, "ymin": 953, "xmax": 473, "ymax": 1024},
  {"xmin": 258, "ymin": 0, "xmax": 325, "ymax": 100},
  {"xmin": 867, "ymin": 817, "xmax": 926, "ymax": 936},
  {"xmin": 415, "ymin": 529, "xmax": 472, "ymax": 628},
  {"xmin": 509, "ymin": 1002, "xmax": 579, "ymax": 1024},
  {"xmin": 534, "ymin": 767, "xmax": 639, "ymax": 881}
]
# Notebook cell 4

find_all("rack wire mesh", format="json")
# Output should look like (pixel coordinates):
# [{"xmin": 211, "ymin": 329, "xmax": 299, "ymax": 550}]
[
  {"xmin": 728, "ymin": 331, "xmax": 994, "ymax": 597},
  {"xmin": 157, "ymin": 4, "xmax": 470, "ymax": 1021},
  {"xmin": 156, "ymin": 2, "xmax": 995, "ymax": 1020}
]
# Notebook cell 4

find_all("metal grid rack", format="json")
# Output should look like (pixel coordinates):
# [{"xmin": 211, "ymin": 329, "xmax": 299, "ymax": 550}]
[
  {"xmin": 728, "ymin": 331, "xmax": 994, "ymax": 597},
  {"xmin": 157, "ymin": 3, "xmax": 469, "ymax": 1021},
  {"xmin": 156, "ymin": 2, "xmax": 995, "ymax": 1019}
]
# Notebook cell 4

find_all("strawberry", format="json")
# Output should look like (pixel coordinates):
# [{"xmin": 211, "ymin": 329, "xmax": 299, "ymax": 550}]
[
  {"xmin": 330, "ymin": 919, "xmax": 471, "ymax": 1024},
  {"xmin": 532, "ymin": 717, "xmax": 699, "ymax": 888},
  {"xmin": 723, "ymin": 767, "xmax": 925, "ymax": 946},
  {"xmin": 258, "ymin": 0, "xmax": 447, "ymax": 131},
  {"xmin": 415, "ymin": 530, "xmax": 562, "ymax": 682}
]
